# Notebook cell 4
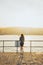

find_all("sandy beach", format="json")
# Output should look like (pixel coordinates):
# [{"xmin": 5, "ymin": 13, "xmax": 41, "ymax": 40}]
[{"xmin": 0, "ymin": 52, "xmax": 43, "ymax": 65}]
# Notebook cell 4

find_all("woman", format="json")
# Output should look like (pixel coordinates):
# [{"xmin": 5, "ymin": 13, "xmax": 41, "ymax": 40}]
[{"xmin": 19, "ymin": 34, "xmax": 24, "ymax": 52}]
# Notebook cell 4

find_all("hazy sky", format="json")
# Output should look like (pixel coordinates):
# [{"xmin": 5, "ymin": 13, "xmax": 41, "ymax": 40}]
[{"xmin": 0, "ymin": 0, "xmax": 43, "ymax": 27}]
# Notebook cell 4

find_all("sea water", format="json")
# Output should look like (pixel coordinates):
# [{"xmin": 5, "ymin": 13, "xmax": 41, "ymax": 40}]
[{"xmin": 0, "ymin": 35, "xmax": 43, "ymax": 52}]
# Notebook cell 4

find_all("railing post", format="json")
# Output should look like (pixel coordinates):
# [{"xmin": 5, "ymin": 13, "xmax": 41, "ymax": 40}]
[
  {"xmin": 15, "ymin": 40, "xmax": 18, "ymax": 53},
  {"xmin": 30, "ymin": 40, "xmax": 32, "ymax": 54},
  {"xmin": 3, "ymin": 40, "xmax": 4, "ymax": 53}
]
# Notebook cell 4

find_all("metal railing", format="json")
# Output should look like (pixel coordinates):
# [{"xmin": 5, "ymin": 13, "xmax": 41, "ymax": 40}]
[{"xmin": 0, "ymin": 40, "xmax": 43, "ymax": 52}]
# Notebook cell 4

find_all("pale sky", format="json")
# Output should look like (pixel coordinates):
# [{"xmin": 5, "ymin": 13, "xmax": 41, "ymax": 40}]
[{"xmin": 0, "ymin": 0, "xmax": 43, "ymax": 27}]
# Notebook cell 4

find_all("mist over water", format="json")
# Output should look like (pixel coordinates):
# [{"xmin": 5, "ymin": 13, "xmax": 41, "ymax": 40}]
[{"xmin": 0, "ymin": 35, "xmax": 43, "ymax": 52}]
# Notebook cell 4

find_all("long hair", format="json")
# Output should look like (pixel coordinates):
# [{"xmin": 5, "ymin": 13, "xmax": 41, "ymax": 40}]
[{"xmin": 20, "ymin": 34, "xmax": 24, "ymax": 42}]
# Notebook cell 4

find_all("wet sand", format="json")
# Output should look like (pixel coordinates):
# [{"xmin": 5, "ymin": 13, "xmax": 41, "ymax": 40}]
[{"xmin": 0, "ymin": 52, "xmax": 43, "ymax": 65}]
